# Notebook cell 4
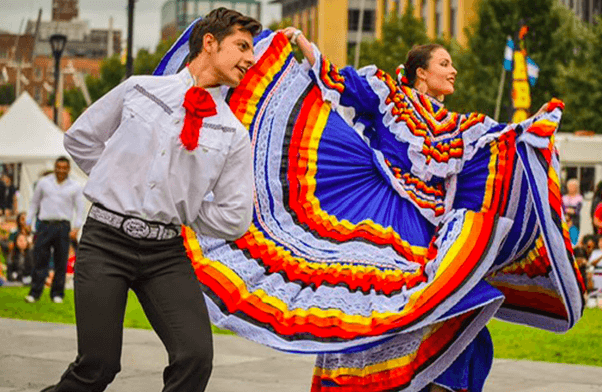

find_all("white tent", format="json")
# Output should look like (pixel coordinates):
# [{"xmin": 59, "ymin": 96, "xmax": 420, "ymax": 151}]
[{"xmin": 0, "ymin": 92, "xmax": 88, "ymax": 216}]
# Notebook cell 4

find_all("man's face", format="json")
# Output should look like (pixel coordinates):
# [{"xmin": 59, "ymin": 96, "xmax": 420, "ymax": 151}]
[
  {"xmin": 55, "ymin": 161, "xmax": 70, "ymax": 182},
  {"xmin": 1, "ymin": 175, "xmax": 10, "ymax": 186},
  {"xmin": 208, "ymin": 26, "xmax": 255, "ymax": 87}
]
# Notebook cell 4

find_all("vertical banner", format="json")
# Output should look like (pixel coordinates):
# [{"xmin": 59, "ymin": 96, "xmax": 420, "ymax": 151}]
[{"xmin": 511, "ymin": 26, "xmax": 530, "ymax": 123}]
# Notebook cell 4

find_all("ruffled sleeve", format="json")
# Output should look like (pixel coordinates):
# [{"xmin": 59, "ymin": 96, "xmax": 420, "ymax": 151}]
[{"xmin": 309, "ymin": 44, "xmax": 383, "ymax": 119}]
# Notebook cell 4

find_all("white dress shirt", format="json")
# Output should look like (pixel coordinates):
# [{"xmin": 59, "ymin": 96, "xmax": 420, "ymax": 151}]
[
  {"xmin": 26, "ymin": 174, "xmax": 85, "ymax": 229},
  {"xmin": 64, "ymin": 68, "xmax": 253, "ymax": 240}
]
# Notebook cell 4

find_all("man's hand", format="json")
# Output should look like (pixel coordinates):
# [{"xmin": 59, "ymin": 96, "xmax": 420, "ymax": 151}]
[{"xmin": 69, "ymin": 229, "xmax": 79, "ymax": 241}]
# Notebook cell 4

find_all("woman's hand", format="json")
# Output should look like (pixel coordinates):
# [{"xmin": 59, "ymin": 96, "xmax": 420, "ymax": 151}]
[
  {"xmin": 532, "ymin": 102, "xmax": 548, "ymax": 118},
  {"xmin": 276, "ymin": 27, "xmax": 316, "ymax": 66},
  {"xmin": 280, "ymin": 27, "xmax": 300, "ymax": 42}
]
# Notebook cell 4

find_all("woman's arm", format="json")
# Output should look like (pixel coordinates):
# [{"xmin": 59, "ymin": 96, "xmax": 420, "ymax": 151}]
[{"xmin": 279, "ymin": 27, "xmax": 384, "ymax": 119}]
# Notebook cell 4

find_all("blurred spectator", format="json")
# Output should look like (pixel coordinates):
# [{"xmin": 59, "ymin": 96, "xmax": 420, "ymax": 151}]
[
  {"xmin": 582, "ymin": 234, "xmax": 597, "ymax": 258},
  {"xmin": 0, "ymin": 173, "xmax": 18, "ymax": 218},
  {"xmin": 574, "ymin": 246, "xmax": 593, "ymax": 298},
  {"xmin": 567, "ymin": 214, "xmax": 579, "ymax": 247},
  {"xmin": 25, "ymin": 157, "xmax": 85, "ymax": 304},
  {"xmin": 8, "ymin": 212, "xmax": 32, "ymax": 252},
  {"xmin": 594, "ymin": 199, "xmax": 602, "ymax": 236},
  {"xmin": 592, "ymin": 181, "xmax": 602, "ymax": 233},
  {"xmin": 7, "ymin": 233, "xmax": 33, "ymax": 284},
  {"xmin": 588, "ymin": 236, "xmax": 602, "ymax": 302},
  {"xmin": 563, "ymin": 179, "xmax": 583, "ymax": 229},
  {"xmin": 589, "ymin": 235, "xmax": 602, "ymax": 267}
]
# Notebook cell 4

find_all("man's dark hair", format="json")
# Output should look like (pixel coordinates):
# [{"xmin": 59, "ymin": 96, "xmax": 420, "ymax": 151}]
[
  {"xmin": 55, "ymin": 156, "xmax": 70, "ymax": 166},
  {"xmin": 188, "ymin": 8, "xmax": 262, "ymax": 61}
]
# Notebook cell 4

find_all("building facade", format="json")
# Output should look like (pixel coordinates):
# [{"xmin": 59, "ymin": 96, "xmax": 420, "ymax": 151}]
[
  {"xmin": 388, "ymin": 0, "xmax": 477, "ymax": 43},
  {"xmin": 1, "ymin": 32, "xmax": 102, "ymax": 116},
  {"xmin": 161, "ymin": 0, "xmax": 262, "ymax": 41},
  {"xmin": 52, "ymin": 0, "xmax": 79, "ymax": 22},
  {"xmin": 274, "ymin": 0, "xmax": 475, "ymax": 66},
  {"xmin": 24, "ymin": 20, "xmax": 122, "ymax": 59},
  {"xmin": 558, "ymin": 0, "xmax": 602, "ymax": 23},
  {"xmin": 275, "ymin": 0, "xmax": 386, "ymax": 66}
]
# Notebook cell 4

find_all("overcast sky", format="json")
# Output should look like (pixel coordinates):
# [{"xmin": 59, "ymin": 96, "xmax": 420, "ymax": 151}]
[{"xmin": 0, "ymin": 0, "xmax": 281, "ymax": 52}]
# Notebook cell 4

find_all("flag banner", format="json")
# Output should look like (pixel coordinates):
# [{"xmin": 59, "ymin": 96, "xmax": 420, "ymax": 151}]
[
  {"xmin": 527, "ymin": 56, "xmax": 540, "ymax": 86},
  {"xmin": 504, "ymin": 38, "xmax": 514, "ymax": 71},
  {"xmin": 511, "ymin": 26, "xmax": 531, "ymax": 122}
]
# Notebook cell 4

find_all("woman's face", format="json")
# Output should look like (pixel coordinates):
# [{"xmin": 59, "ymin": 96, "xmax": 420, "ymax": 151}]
[
  {"xmin": 419, "ymin": 48, "xmax": 457, "ymax": 98},
  {"xmin": 15, "ymin": 235, "xmax": 28, "ymax": 251}
]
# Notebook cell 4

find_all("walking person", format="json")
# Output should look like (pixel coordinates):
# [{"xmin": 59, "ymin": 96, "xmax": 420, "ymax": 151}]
[
  {"xmin": 40, "ymin": 8, "xmax": 260, "ymax": 392},
  {"xmin": 25, "ymin": 157, "xmax": 84, "ymax": 304}
]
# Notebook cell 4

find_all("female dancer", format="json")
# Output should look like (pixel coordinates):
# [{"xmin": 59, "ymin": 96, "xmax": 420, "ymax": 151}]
[{"xmin": 155, "ymin": 21, "xmax": 585, "ymax": 392}]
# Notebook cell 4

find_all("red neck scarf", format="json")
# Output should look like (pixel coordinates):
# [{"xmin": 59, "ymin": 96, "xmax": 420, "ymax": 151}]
[{"xmin": 180, "ymin": 87, "xmax": 217, "ymax": 151}]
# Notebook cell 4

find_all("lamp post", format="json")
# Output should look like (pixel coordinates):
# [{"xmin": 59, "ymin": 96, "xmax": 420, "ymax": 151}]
[
  {"xmin": 126, "ymin": 0, "xmax": 135, "ymax": 77},
  {"xmin": 49, "ymin": 33, "xmax": 67, "ymax": 125}
]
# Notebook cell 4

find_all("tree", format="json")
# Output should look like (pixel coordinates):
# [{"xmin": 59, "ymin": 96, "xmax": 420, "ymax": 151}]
[
  {"xmin": 445, "ymin": 0, "xmax": 593, "ymax": 122},
  {"xmin": 63, "ymin": 37, "xmax": 176, "ymax": 121},
  {"xmin": 351, "ymin": 2, "xmax": 429, "ymax": 76},
  {"xmin": 0, "ymin": 84, "xmax": 16, "ymax": 105},
  {"xmin": 553, "ymin": 17, "xmax": 602, "ymax": 133}
]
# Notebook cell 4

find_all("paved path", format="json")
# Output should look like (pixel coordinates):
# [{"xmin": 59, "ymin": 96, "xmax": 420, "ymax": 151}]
[{"xmin": 1, "ymin": 318, "xmax": 601, "ymax": 392}]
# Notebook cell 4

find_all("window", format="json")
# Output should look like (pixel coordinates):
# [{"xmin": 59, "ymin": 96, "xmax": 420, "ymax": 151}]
[
  {"xmin": 249, "ymin": 4, "xmax": 259, "ymax": 18},
  {"xmin": 562, "ymin": 166, "xmax": 596, "ymax": 197},
  {"xmin": 421, "ymin": 0, "xmax": 429, "ymax": 26},
  {"xmin": 197, "ymin": 1, "xmax": 210, "ymax": 16},
  {"xmin": 34, "ymin": 67, "xmax": 43, "ymax": 80},
  {"xmin": 348, "ymin": 9, "xmax": 375, "ymax": 32},
  {"xmin": 213, "ymin": 2, "xmax": 233, "ymax": 10},
  {"xmin": 435, "ymin": 0, "xmax": 442, "ymax": 36},
  {"xmin": 234, "ymin": 2, "xmax": 248, "ymax": 14},
  {"xmin": 34, "ymin": 86, "xmax": 42, "ymax": 103},
  {"xmin": 450, "ymin": 0, "xmax": 458, "ymax": 38}
]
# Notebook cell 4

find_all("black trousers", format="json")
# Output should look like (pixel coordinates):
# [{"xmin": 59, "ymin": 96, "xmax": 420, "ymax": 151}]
[
  {"xmin": 53, "ymin": 217, "xmax": 213, "ymax": 392},
  {"xmin": 29, "ymin": 220, "xmax": 71, "ymax": 299}
]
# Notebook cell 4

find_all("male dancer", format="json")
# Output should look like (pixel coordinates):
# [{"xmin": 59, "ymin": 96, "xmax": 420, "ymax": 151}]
[{"xmin": 42, "ymin": 8, "xmax": 261, "ymax": 392}]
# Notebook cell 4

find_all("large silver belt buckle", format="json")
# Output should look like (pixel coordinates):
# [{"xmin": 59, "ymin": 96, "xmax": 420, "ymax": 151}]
[
  {"xmin": 162, "ymin": 228, "xmax": 178, "ymax": 240},
  {"xmin": 122, "ymin": 218, "xmax": 151, "ymax": 239}
]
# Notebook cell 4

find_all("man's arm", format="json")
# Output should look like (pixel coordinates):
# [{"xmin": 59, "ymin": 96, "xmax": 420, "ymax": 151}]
[
  {"xmin": 70, "ymin": 185, "xmax": 86, "ymax": 239},
  {"xmin": 25, "ymin": 180, "xmax": 44, "ymax": 227},
  {"xmin": 191, "ymin": 129, "xmax": 253, "ymax": 241},
  {"xmin": 64, "ymin": 81, "xmax": 128, "ymax": 175}
]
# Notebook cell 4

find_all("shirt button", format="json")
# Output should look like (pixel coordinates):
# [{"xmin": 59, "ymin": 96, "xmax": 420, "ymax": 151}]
[
  {"xmin": 161, "ymin": 150, "xmax": 166, "ymax": 156},
  {"xmin": 174, "ymin": 119, "xmax": 181, "ymax": 124},
  {"xmin": 149, "ymin": 182, "xmax": 156, "ymax": 189}
]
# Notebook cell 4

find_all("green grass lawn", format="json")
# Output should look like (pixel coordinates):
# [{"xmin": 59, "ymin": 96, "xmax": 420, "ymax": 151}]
[
  {"xmin": 1, "ymin": 285, "xmax": 601, "ymax": 366},
  {"xmin": 0, "ymin": 286, "xmax": 231, "ymax": 334}
]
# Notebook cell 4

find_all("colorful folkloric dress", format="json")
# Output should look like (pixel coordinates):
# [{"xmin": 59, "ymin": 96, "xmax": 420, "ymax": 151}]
[{"xmin": 155, "ymin": 28, "xmax": 585, "ymax": 392}]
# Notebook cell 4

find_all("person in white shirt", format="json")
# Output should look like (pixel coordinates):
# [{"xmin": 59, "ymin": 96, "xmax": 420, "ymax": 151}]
[
  {"xmin": 40, "ymin": 8, "xmax": 260, "ymax": 392},
  {"xmin": 25, "ymin": 156, "xmax": 84, "ymax": 304}
]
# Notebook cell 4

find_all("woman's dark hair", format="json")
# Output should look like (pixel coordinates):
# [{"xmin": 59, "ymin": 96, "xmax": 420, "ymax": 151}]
[
  {"xmin": 11, "ymin": 233, "xmax": 29, "ymax": 253},
  {"xmin": 402, "ymin": 44, "xmax": 444, "ymax": 87},
  {"xmin": 188, "ymin": 8, "xmax": 262, "ymax": 61},
  {"xmin": 573, "ymin": 246, "xmax": 588, "ymax": 259},
  {"xmin": 16, "ymin": 212, "xmax": 26, "ymax": 231},
  {"xmin": 594, "ymin": 181, "xmax": 602, "ymax": 197}
]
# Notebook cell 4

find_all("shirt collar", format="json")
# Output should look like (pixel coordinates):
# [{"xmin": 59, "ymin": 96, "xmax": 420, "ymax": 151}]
[{"xmin": 178, "ymin": 67, "xmax": 223, "ymax": 102}]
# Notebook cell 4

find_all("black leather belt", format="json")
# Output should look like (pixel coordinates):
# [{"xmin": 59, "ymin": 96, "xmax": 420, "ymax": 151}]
[
  {"xmin": 41, "ymin": 220, "xmax": 70, "ymax": 225},
  {"xmin": 88, "ymin": 204, "xmax": 182, "ymax": 241}
]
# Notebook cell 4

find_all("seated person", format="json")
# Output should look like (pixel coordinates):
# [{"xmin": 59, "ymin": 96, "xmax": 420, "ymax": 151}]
[{"xmin": 7, "ymin": 233, "xmax": 33, "ymax": 284}]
